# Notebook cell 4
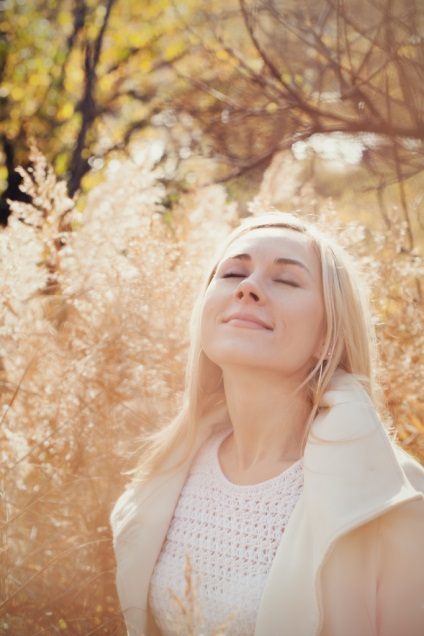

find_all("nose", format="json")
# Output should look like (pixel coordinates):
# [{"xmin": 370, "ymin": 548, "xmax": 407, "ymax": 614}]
[{"xmin": 234, "ymin": 278, "xmax": 264, "ymax": 304}]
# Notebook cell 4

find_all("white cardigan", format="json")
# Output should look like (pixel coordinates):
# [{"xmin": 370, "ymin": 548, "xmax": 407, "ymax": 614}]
[{"xmin": 111, "ymin": 372, "xmax": 424, "ymax": 636}]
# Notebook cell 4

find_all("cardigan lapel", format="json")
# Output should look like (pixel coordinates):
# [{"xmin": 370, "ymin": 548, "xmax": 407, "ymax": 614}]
[
  {"xmin": 113, "ymin": 455, "xmax": 193, "ymax": 635},
  {"xmin": 254, "ymin": 372, "xmax": 423, "ymax": 636},
  {"xmin": 112, "ymin": 405, "xmax": 230, "ymax": 636}
]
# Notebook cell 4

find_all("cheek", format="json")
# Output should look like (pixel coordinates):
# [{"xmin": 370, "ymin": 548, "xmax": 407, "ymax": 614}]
[
  {"xmin": 199, "ymin": 310, "xmax": 209, "ymax": 350},
  {"xmin": 199, "ymin": 287, "xmax": 236, "ymax": 365},
  {"xmin": 280, "ymin": 294, "xmax": 322, "ymax": 321},
  {"xmin": 304, "ymin": 303, "xmax": 326, "ymax": 355},
  {"xmin": 201, "ymin": 282, "xmax": 224, "ymax": 322},
  {"xmin": 200, "ymin": 313, "xmax": 221, "ymax": 367},
  {"xmin": 282, "ymin": 296, "xmax": 325, "ymax": 348},
  {"xmin": 199, "ymin": 293, "xmax": 217, "ymax": 349}
]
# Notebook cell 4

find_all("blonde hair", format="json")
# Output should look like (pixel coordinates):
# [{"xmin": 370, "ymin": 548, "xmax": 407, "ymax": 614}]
[{"xmin": 133, "ymin": 211, "xmax": 381, "ymax": 482}]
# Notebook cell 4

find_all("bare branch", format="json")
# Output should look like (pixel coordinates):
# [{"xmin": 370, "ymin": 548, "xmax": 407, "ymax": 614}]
[
  {"xmin": 238, "ymin": 0, "xmax": 304, "ymax": 105},
  {"xmin": 68, "ymin": 0, "xmax": 117, "ymax": 195}
]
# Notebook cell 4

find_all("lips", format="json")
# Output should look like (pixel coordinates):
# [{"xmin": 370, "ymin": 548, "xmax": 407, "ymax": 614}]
[{"xmin": 224, "ymin": 312, "xmax": 273, "ymax": 330}]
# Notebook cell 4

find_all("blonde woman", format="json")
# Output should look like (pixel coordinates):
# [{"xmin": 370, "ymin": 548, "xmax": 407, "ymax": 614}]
[{"xmin": 111, "ymin": 212, "xmax": 424, "ymax": 636}]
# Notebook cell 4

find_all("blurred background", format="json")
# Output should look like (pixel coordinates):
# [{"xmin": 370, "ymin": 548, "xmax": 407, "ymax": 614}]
[{"xmin": 1, "ymin": 0, "xmax": 423, "ymax": 633}]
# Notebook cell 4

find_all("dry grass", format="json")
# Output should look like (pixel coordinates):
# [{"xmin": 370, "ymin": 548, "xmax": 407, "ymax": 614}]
[
  {"xmin": 167, "ymin": 555, "xmax": 237, "ymax": 635},
  {"xmin": 0, "ymin": 147, "xmax": 234, "ymax": 634},
  {"xmin": 0, "ymin": 147, "xmax": 422, "ymax": 634},
  {"xmin": 338, "ymin": 213, "xmax": 424, "ymax": 455}
]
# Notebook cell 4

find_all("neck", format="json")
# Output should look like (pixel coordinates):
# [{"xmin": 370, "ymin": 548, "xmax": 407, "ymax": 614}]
[{"xmin": 221, "ymin": 367, "xmax": 311, "ymax": 472}]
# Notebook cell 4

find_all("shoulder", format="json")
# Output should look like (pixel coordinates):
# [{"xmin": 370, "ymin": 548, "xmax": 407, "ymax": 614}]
[
  {"xmin": 304, "ymin": 370, "xmax": 423, "ymax": 536},
  {"xmin": 378, "ymin": 446, "xmax": 424, "ymax": 538},
  {"xmin": 393, "ymin": 444, "xmax": 424, "ymax": 493},
  {"xmin": 375, "ymin": 488, "xmax": 424, "ymax": 635},
  {"xmin": 315, "ymin": 371, "xmax": 424, "ymax": 486}
]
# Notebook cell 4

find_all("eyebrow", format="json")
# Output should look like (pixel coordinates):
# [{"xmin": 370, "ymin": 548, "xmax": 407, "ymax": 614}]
[{"xmin": 226, "ymin": 253, "xmax": 312, "ymax": 275}]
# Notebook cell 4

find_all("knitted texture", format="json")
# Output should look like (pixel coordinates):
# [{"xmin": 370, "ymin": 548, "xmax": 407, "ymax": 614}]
[{"xmin": 149, "ymin": 431, "xmax": 304, "ymax": 635}]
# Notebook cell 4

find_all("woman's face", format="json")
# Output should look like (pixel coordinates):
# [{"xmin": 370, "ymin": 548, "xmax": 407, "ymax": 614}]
[{"xmin": 200, "ymin": 227, "xmax": 326, "ymax": 382}]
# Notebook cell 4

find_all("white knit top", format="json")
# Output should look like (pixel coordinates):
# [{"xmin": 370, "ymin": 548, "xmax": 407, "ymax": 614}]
[{"xmin": 149, "ymin": 430, "xmax": 304, "ymax": 636}]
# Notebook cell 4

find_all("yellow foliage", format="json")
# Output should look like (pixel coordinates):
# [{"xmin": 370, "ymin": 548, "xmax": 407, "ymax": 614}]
[
  {"xmin": 265, "ymin": 102, "xmax": 278, "ymax": 113},
  {"xmin": 397, "ymin": 44, "xmax": 418, "ymax": 60},
  {"xmin": 10, "ymin": 86, "xmax": 25, "ymax": 101},
  {"xmin": 216, "ymin": 49, "xmax": 230, "ymax": 62},
  {"xmin": 57, "ymin": 102, "xmax": 74, "ymax": 121}
]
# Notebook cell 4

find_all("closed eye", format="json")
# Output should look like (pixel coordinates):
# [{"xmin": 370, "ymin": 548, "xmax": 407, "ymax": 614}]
[
  {"xmin": 275, "ymin": 279, "xmax": 300, "ymax": 288},
  {"xmin": 222, "ymin": 272, "xmax": 245, "ymax": 279}
]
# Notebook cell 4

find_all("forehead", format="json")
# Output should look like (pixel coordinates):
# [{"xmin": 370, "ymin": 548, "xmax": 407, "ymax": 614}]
[{"xmin": 221, "ymin": 227, "xmax": 318, "ymax": 268}]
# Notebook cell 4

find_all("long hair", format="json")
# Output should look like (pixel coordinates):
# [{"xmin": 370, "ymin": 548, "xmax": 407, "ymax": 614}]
[{"xmin": 132, "ymin": 211, "xmax": 381, "ymax": 483}]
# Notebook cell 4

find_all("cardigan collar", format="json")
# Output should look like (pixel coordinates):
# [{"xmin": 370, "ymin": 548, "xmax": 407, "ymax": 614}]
[{"xmin": 254, "ymin": 371, "xmax": 423, "ymax": 635}]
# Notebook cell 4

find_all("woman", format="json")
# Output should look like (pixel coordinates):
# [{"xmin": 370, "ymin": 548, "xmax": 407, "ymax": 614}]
[{"xmin": 111, "ymin": 212, "xmax": 424, "ymax": 636}]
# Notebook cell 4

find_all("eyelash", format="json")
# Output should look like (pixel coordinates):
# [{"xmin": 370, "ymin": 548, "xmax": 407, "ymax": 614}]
[
  {"xmin": 276, "ymin": 280, "xmax": 300, "ymax": 288},
  {"xmin": 222, "ymin": 273, "xmax": 300, "ymax": 287},
  {"xmin": 222, "ymin": 272, "xmax": 243, "ymax": 278}
]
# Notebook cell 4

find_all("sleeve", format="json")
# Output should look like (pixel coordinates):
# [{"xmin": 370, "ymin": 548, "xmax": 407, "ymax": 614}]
[{"xmin": 376, "ymin": 498, "xmax": 424, "ymax": 636}]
